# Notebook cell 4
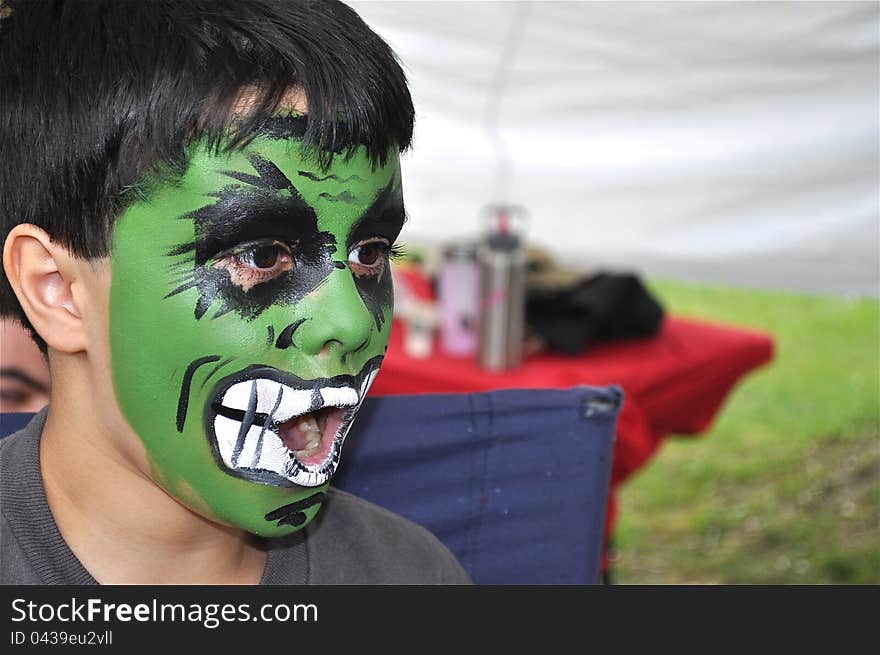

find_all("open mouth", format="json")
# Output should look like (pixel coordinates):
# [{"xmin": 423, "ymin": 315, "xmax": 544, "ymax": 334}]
[{"xmin": 205, "ymin": 357, "xmax": 381, "ymax": 488}]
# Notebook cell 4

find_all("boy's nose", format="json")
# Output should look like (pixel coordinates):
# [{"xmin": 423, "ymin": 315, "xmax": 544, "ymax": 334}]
[{"xmin": 277, "ymin": 267, "xmax": 374, "ymax": 361}]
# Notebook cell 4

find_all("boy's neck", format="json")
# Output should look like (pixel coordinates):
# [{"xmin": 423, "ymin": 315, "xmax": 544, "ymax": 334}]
[{"xmin": 38, "ymin": 358, "xmax": 267, "ymax": 585}]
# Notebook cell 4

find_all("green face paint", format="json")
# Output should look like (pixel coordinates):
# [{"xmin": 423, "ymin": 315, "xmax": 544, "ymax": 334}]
[{"xmin": 109, "ymin": 116, "xmax": 403, "ymax": 536}]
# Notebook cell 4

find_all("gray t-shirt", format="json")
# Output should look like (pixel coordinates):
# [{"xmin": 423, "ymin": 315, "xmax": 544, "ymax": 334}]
[{"xmin": 0, "ymin": 410, "xmax": 470, "ymax": 585}]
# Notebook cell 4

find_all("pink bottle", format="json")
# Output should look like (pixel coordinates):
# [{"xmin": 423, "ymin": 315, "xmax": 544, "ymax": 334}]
[{"xmin": 438, "ymin": 242, "xmax": 481, "ymax": 357}]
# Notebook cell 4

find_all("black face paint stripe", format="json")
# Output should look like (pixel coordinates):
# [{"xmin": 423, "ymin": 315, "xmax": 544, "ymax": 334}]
[
  {"xmin": 167, "ymin": 256, "xmax": 195, "ymax": 270},
  {"xmin": 251, "ymin": 385, "xmax": 284, "ymax": 469},
  {"xmin": 318, "ymin": 190, "xmax": 358, "ymax": 203},
  {"xmin": 177, "ymin": 355, "xmax": 222, "ymax": 432},
  {"xmin": 266, "ymin": 325, "xmax": 275, "ymax": 346},
  {"xmin": 231, "ymin": 380, "xmax": 259, "ymax": 467},
  {"xmin": 275, "ymin": 319, "xmax": 306, "ymax": 350},
  {"xmin": 164, "ymin": 279, "xmax": 198, "ymax": 299},
  {"xmin": 195, "ymin": 292, "xmax": 213, "ymax": 320},
  {"xmin": 265, "ymin": 492, "xmax": 326, "ymax": 527},
  {"xmin": 221, "ymin": 153, "xmax": 292, "ymax": 192},
  {"xmin": 345, "ymin": 173, "xmax": 404, "ymax": 251},
  {"xmin": 351, "ymin": 337, "xmax": 371, "ymax": 359},
  {"xmin": 333, "ymin": 261, "xmax": 346, "ymax": 270},
  {"xmin": 211, "ymin": 304, "xmax": 235, "ymax": 320},
  {"xmin": 167, "ymin": 242, "xmax": 196, "ymax": 257},
  {"xmin": 340, "ymin": 174, "xmax": 403, "ymax": 332},
  {"xmin": 254, "ymin": 115, "xmax": 351, "ymax": 153},
  {"xmin": 298, "ymin": 171, "xmax": 365, "ymax": 183},
  {"xmin": 214, "ymin": 404, "xmax": 271, "ymax": 427},
  {"xmin": 199, "ymin": 357, "xmax": 233, "ymax": 392},
  {"xmin": 255, "ymin": 115, "xmax": 308, "ymax": 141}
]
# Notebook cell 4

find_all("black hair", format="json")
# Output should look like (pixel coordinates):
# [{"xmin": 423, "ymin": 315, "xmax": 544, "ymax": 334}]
[{"xmin": 0, "ymin": 0, "xmax": 414, "ymax": 348}]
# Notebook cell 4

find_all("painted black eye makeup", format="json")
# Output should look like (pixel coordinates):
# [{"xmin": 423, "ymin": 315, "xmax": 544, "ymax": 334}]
[
  {"xmin": 165, "ymin": 147, "xmax": 406, "ymax": 328},
  {"xmin": 345, "ymin": 177, "xmax": 406, "ymax": 253},
  {"xmin": 342, "ymin": 176, "xmax": 406, "ymax": 330},
  {"xmin": 166, "ymin": 153, "xmax": 337, "ymax": 320}
]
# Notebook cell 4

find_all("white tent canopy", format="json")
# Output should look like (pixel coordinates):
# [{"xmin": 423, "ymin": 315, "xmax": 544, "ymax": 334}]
[{"xmin": 349, "ymin": 1, "xmax": 880, "ymax": 296}]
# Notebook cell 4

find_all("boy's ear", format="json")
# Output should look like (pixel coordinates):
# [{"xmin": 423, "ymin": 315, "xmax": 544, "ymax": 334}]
[{"xmin": 3, "ymin": 224, "xmax": 89, "ymax": 353}]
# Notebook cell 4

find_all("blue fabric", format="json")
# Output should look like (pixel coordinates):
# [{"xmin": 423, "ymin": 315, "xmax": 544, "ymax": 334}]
[
  {"xmin": 335, "ymin": 386, "xmax": 620, "ymax": 584},
  {"xmin": 0, "ymin": 385, "xmax": 620, "ymax": 584},
  {"xmin": 0, "ymin": 412, "xmax": 33, "ymax": 437}
]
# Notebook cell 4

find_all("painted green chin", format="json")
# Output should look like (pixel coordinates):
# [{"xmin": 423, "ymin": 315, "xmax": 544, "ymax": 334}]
[{"xmin": 120, "ymin": 351, "xmax": 387, "ymax": 538}]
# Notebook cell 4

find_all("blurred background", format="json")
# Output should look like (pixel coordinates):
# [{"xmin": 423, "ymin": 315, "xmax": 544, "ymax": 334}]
[
  {"xmin": 346, "ymin": 0, "xmax": 879, "ymax": 583},
  {"xmin": 353, "ymin": 0, "xmax": 878, "ymax": 295}
]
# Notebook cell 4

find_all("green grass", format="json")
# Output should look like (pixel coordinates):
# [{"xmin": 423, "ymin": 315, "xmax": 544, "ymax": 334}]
[{"xmin": 612, "ymin": 280, "xmax": 880, "ymax": 584}]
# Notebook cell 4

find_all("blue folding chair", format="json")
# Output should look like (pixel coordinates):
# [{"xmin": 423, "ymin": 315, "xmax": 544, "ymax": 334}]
[
  {"xmin": 1, "ymin": 384, "xmax": 620, "ymax": 584},
  {"xmin": 334, "ymin": 385, "xmax": 620, "ymax": 584}
]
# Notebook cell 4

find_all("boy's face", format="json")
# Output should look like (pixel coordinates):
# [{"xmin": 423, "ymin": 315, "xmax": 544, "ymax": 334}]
[{"xmin": 108, "ymin": 118, "xmax": 403, "ymax": 536}]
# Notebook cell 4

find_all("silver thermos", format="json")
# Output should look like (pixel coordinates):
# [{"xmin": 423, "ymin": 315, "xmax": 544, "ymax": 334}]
[{"xmin": 478, "ymin": 206, "xmax": 526, "ymax": 371}]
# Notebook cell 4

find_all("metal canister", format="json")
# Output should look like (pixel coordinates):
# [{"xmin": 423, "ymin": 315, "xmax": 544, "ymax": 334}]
[
  {"xmin": 438, "ymin": 242, "xmax": 480, "ymax": 357},
  {"xmin": 478, "ymin": 209, "xmax": 526, "ymax": 371}
]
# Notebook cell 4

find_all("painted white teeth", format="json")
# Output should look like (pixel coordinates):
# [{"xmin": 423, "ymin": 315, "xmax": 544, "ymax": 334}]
[
  {"xmin": 320, "ymin": 386, "xmax": 358, "ymax": 408},
  {"xmin": 214, "ymin": 372, "xmax": 378, "ymax": 486},
  {"xmin": 221, "ymin": 379, "xmax": 284, "ymax": 414},
  {"xmin": 221, "ymin": 382, "xmax": 254, "ymax": 412},
  {"xmin": 364, "ymin": 369, "xmax": 379, "ymax": 396},
  {"xmin": 213, "ymin": 415, "xmax": 264, "ymax": 468},
  {"xmin": 221, "ymin": 380, "xmax": 359, "ymax": 417},
  {"xmin": 256, "ymin": 432, "xmax": 289, "ymax": 473},
  {"xmin": 255, "ymin": 379, "xmax": 283, "ymax": 414},
  {"xmin": 274, "ymin": 388, "xmax": 313, "ymax": 423},
  {"xmin": 214, "ymin": 415, "xmax": 239, "ymax": 464}
]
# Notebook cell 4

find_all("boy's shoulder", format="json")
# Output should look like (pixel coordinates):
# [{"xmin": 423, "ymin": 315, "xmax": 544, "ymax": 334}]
[
  {"xmin": 266, "ymin": 487, "xmax": 472, "ymax": 585},
  {"xmin": 0, "ymin": 412, "xmax": 471, "ymax": 585},
  {"xmin": 0, "ymin": 411, "xmax": 60, "ymax": 584}
]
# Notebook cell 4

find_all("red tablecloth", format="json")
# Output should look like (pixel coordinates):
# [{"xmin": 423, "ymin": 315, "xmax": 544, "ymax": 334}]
[{"xmin": 371, "ymin": 315, "xmax": 775, "ymax": 570}]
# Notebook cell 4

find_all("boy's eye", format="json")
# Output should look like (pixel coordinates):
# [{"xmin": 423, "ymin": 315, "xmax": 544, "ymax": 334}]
[
  {"xmin": 247, "ymin": 244, "xmax": 285, "ymax": 269},
  {"xmin": 212, "ymin": 240, "xmax": 293, "ymax": 291},
  {"xmin": 348, "ymin": 238, "xmax": 390, "ymax": 277}
]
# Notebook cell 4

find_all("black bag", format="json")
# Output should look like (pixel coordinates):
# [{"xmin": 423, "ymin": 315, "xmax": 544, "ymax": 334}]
[{"xmin": 526, "ymin": 273, "xmax": 664, "ymax": 355}]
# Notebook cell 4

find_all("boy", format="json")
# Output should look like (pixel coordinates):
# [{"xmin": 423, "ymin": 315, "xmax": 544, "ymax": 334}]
[{"xmin": 0, "ymin": 0, "xmax": 470, "ymax": 584}]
